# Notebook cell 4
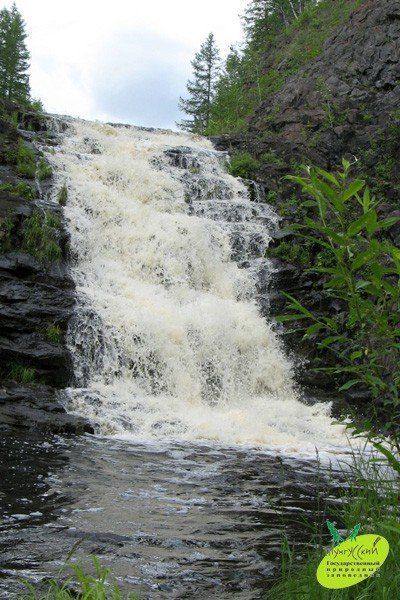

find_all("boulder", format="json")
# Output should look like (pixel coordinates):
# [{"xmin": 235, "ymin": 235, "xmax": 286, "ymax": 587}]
[{"xmin": 0, "ymin": 382, "xmax": 94, "ymax": 433}]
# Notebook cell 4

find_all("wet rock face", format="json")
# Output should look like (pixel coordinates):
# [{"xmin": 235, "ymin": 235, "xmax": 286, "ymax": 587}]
[
  {"xmin": 0, "ymin": 255, "xmax": 73, "ymax": 332},
  {"xmin": 0, "ymin": 110, "xmax": 84, "ymax": 433},
  {"xmin": 0, "ymin": 383, "xmax": 94, "ymax": 433}
]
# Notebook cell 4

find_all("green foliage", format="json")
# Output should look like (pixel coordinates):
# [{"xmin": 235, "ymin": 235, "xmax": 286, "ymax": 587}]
[
  {"xmin": 277, "ymin": 0, "xmax": 363, "ymax": 72},
  {"xmin": 10, "ymin": 109, "xmax": 18, "ymax": 127},
  {"xmin": 23, "ymin": 556, "xmax": 138, "ymax": 599},
  {"xmin": 260, "ymin": 150, "xmax": 286, "ymax": 168},
  {"xmin": 265, "ymin": 190, "xmax": 279, "ymax": 204},
  {"xmin": 321, "ymin": 100, "xmax": 348, "ymax": 130},
  {"xmin": 22, "ymin": 210, "xmax": 62, "ymax": 261},
  {"xmin": 57, "ymin": 183, "xmax": 68, "ymax": 206},
  {"xmin": 16, "ymin": 138, "xmax": 36, "ymax": 178},
  {"xmin": 178, "ymin": 33, "xmax": 221, "ymax": 134},
  {"xmin": 37, "ymin": 159, "xmax": 52, "ymax": 181},
  {"xmin": 0, "ymin": 180, "xmax": 35, "ymax": 199},
  {"xmin": 277, "ymin": 161, "xmax": 400, "ymax": 429},
  {"xmin": 207, "ymin": 47, "xmax": 250, "ymax": 135},
  {"xmin": 360, "ymin": 110, "xmax": 400, "ymax": 198},
  {"xmin": 0, "ymin": 3, "xmax": 30, "ymax": 104},
  {"xmin": 30, "ymin": 98, "xmax": 44, "ymax": 113},
  {"xmin": 45, "ymin": 324, "xmax": 63, "ymax": 344},
  {"xmin": 9, "ymin": 363, "xmax": 35, "ymax": 384},
  {"xmin": 228, "ymin": 152, "xmax": 260, "ymax": 179},
  {"xmin": 267, "ymin": 239, "xmax": 311, "ymax": 266},
  {"xmin": 0, "ymin": 215, "xmax": 13, "ymax": 251}
]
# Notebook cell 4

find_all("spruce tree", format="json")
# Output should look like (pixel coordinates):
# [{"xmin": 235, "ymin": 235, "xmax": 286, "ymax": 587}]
[
  {"xmin": 244, "ymin": 0, "xmax": 314, "ymax": 39},
  {"xmin": 178, "ymin": 33, "xmax": 220, "ymax": 134},
  {"xmin": 208, "ymin": 47, "xmax": 247, "ymax": 134},
  {"xmin": 0, "ymin": 3, "xmax": 30, "ymax": 104}
]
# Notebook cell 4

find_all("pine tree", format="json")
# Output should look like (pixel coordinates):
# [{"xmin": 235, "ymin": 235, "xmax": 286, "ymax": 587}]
[
  {"xmin": 0, "ymin": 3, "xmax": 30, "ymax": 104},
  {"xmin": 208, "ymin": 47, "xmax": 248, "ymax": 134},
  {"xmin": 244, "ymin": 0, "xmax": 313, "ymax": 40},
  {"xmin": 178, "ymin": 33, "xmax": 220, "ymax": 134}
]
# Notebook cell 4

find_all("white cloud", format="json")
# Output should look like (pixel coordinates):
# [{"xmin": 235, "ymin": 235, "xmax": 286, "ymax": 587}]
[{"xmin": 3, "ymin": 0, "xmax": 248, "ymax": 128}]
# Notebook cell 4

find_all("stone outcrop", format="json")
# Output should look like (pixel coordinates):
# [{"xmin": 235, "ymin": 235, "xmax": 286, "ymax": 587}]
[
  {"xmin": 0, "ymin": 109, "xmax": 88, "ymax": 433},
  {"xmin": 0, "ymin": 382, "xmax": 93, "ymax": 433},
  {"xmin": 253, "ymin": 0, "xmax": 399, "ymax": 162},
  {"xmin": 214, "ymin": 0, "xmax": 400, "ymax": 192}
]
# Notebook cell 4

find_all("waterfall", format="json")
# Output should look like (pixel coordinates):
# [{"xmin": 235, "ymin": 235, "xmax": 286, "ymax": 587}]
[{"xmin": 49, "ymin": 120, "xmax": 347, "ymax": 450}]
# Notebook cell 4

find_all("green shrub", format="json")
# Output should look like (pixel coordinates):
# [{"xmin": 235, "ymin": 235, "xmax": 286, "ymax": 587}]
[
  {"xmin": 9, "ymin": 364, "xmax": 36, "ymax": 384},
  {"xmin": 57, "ymin": 183, "xmax": 68, "ymax": 206},
  {"xmin": 228, "ymin": 152, "xmax": 260, "ymax": 179},
  {"xmin": 30, "ymin": 98, "xmax": 44, "ymax": 113},
  {"xmin": 0, "ymin": 181, "xmax": 35, "ymax": 200},
  {"xmin": 260, "ymin": 150, "xmax": 286, "ymax": 168},
  {"xmin": 278, "ymin": 160, "xmax": 400, "ymax": 430},
  {"xmin": 16, "ymin": 139, "xmax": 36, "ymax": 178},
  {"xmin": 37, "ymin": 159, "xmax": 52, "ymax": 181},
  {"xmin": 265, "ymin": 190, "xmax": 279, "ymax": 204},
  {"xmin": 23, "ymin": 210, "xmax": 62, "ymax": 261},
  {"xmin": 9, "ymin": 111, "xmax": 19, "ymax": 128},
  {"xmin": 268, "ymin": 239, "xmax": 311, "ymax": 266},
  {"xmin": 45, "ymin": 324, "xmax": 63, "ymax": 344}
]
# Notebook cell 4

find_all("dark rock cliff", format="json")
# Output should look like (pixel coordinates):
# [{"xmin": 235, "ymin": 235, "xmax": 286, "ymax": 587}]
[
  {"xmin": 215, "ymin": 0, "xmax": 400, "ymax": 187},
  {"xmin": 0, "ymin": 109, "xmax": 92, "ymax": 433},
  {"xmin": 253, "ymin": 0, "xmax": 399, "ymax": 166}
]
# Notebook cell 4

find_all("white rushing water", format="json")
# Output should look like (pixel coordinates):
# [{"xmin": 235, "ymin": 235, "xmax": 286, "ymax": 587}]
[{"xmin": 49, "ymin": 119, "xmax": 349, "ymax": 452}]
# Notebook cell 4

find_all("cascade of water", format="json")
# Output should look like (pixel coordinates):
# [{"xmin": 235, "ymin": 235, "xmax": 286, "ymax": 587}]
[{"xmin": 48, "ymin": 120, "xmax": 347, "ymax": 450}]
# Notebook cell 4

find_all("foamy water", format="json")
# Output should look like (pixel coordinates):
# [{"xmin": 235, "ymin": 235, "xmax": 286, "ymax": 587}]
[{"xmin": 48, "ymin": 119, "xmax": 349, "ymax": 451}]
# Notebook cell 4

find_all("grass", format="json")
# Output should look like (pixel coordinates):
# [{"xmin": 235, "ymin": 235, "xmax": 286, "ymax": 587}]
[
  {"xmin": 0, "ymin": 181, "xmax": 36, "ymax": 200},
  {"xmin": 228, "ymin": 152, "xmax": 260, "ymax": 179},
  {"xmin": 45, "ymin": 324, "xmax": 63, "ymax": 344},
  {"xmin": 57, "ymin": 183, "xmax": 68, "ymax": 206},
  {"xmin": 37, "ymin": 159, "xmax": 52, "ymax": 181},
  {"xmin": 16, "ymin": 139, "xmax": 37, "ymax": 179},
  {"xmin": 22, "ymin": 210, "xmax": 62, "ymax": 261},
  {"xmin": 14, "ymin": 140, "xmax": 51, "ymax": 181},
  {"xmin": 9, "ymin": 364, "xmax": 36, "ymax": 384},
  {"xmin": 23, "ymin": 556, "xmax": 138, "ymax": 600},
  {"xmin": 208, "ymin": 0, "xmax": 365, "ymax": 135},
  {"xmin": 0, "ymin": 215, "xmax": 14, "ymax": 251},
  {"xmin": 266, "ymin": 445, "xmax": 400, "ymax": 599},
  {"xmin": 277, "ymin": 0, "xmax": 365, "ymax": 76}
]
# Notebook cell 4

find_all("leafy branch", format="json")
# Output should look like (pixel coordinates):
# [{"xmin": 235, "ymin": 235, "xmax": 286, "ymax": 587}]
[{"xmin": 276, "ymin": 160, "xmax": 400, "ymax": 429}]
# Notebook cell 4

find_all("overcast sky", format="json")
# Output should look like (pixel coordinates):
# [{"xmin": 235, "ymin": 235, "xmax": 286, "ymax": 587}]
[{"xmin": 3, "ymin": 0, "xmax": 248, "ymax": 129}]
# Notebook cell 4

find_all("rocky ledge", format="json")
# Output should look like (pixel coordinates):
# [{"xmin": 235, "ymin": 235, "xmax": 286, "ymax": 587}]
[{"xmin": 0, "ymin": 107, "xmax": 92, "ymax": 433}]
